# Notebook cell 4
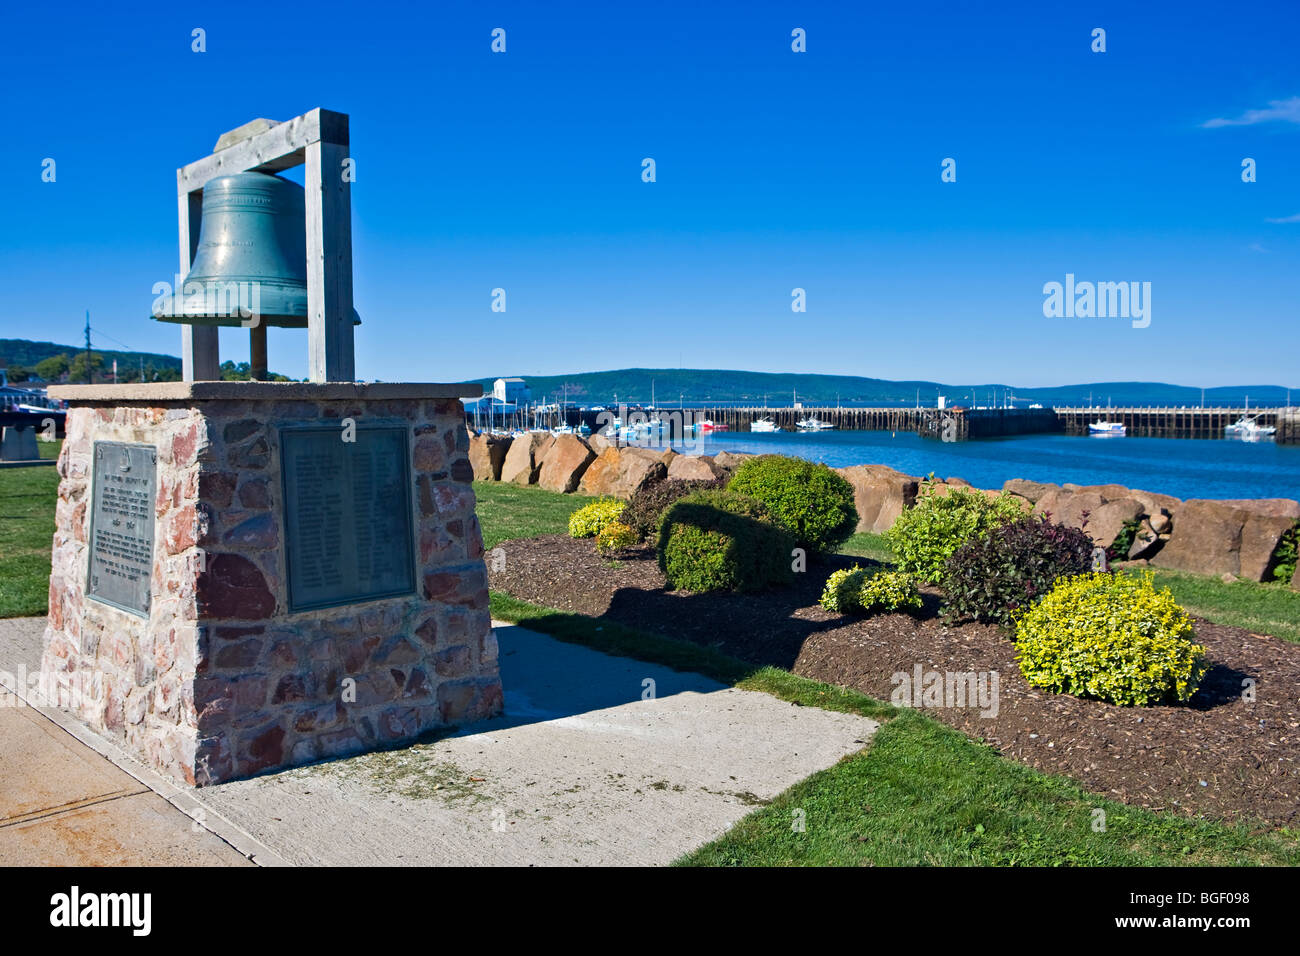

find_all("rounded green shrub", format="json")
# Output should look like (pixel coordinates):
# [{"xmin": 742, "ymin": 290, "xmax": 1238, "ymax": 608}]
[
  {"xmin": 595, "ymin": 520, "xmax": 639, "ymax": 556},
  {"xmin": 885, "ymin": 479, "xmax": 1025, "ymax": 585},
  {"xmin": 657, "ymin": 489, "xmax": 794, "ymax": 593},
  {"xmin": 819, "ymin": 566, "xmax": 922, "ymax": 615},
  {"xmin": 568, "ymin": 498, "xmax": 627, "ymax": 539},
  {"xmin": 727, "ymin": 455, "xmax": 858, "ymax": 555},
  {"xmin": 1015, "ymin": 572, "xmax": 1208, "ymax": 706}
]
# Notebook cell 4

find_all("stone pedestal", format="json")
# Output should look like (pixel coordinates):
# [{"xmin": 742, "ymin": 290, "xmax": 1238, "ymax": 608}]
[{"xmin": 40, "ymin": 382, "xmax": 501, "ymax": 786}]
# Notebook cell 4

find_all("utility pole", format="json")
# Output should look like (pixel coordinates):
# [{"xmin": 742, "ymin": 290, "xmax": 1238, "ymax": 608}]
[{"xmin": 81, "ymin": 310, "xmax": 96, "ymax": 384}]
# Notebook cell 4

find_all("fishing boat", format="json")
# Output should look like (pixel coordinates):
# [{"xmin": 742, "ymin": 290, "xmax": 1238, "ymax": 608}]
[
  {"xmin": 796, "ymin": 416, "xmax": 835, "ymax": 432},
  {"xmin": 1225, "ymin": 416, "xmax": 1275, "ymax": 440},
  {"xmin": 750, "ymin": 417, "xmax": 780, "ymax": 433},
  {"xmin": 1088, "ymin": 421, "xmax": 1126, "ymax": 436}
]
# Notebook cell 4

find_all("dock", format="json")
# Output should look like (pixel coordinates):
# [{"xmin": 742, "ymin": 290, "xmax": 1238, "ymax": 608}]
[{"xmin": 556, "ymin": 405, "xmax": 1298, "ymax": 443}]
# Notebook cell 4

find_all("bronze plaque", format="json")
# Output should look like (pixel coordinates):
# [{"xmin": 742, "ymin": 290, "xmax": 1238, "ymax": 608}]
[
  {"xmin": 280, "ymin": 425, "xmax": 415, "ymax": 612},
  {"xmin": 87, "ymin": 441, "xmax": 158, "ymax": 617}
]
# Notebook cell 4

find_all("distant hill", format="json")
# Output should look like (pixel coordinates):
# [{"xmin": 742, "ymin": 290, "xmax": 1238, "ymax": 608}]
[
  {"xmin": 473, "ymin": 368, "xmax": 1296, "ymax": 409},
  {"xmin": 0, "ymin": 338, "xmax": 182, "ymax": 379},
  {"xmin": 0, "ymin": 338, "xmax": 292, "ymax": 383}
]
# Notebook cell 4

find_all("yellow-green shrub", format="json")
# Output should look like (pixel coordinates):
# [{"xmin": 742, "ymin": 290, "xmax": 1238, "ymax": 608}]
[
  {"xmin": 1015, "ymin": 572, "xmax": 1207, "ymax": 706},
  {"xmin": 859, "ymin": 571, "xmax": 923, "ymax": 614},
  {"xmin": 819, "ymin": 566, "xmax": 870, "ymax": 612},
  {"xmin": 819, "ymin": 566, "xmax": 922, "ymax": 615},
  {"xmin": 595, "ymin": 521, "xmax": 639, "ymax": 556},
  {"xmin": 568, "ymin": 498, "xmax": 626, "ymax": 538}
]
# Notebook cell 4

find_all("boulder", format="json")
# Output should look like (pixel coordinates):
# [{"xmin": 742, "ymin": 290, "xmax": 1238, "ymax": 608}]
[
  {"xmin": 1126, "ymin": 518, "xmax": 1163, "ymax": 560},
  {"xmin": 1085, "ymin": 497, "xmax": 1145, "ymax": 549},
  {"xmin": 468, "ymin": 433, "xmax": 511, "ymax": 481},
  {"xmin": 945, "ymin": 476, "xmax": 971, "ymax": 487},
  {"xmin": 838, "ymin": 464, "xmax": 921, "ymax": 534},
  {"xmin": 1241, "ymin": 513, "xmax": 1298, "ymax": 582},
  {"xmin": 712, "ymin": 450, "xmax": 755, "ymax": 473},
  {"xmin": 578, "ymin": 446, "xmax": 669, "ymax": 498},
  {"xmin": 619, "ymin": 447, "xmax": 669, "ymax": 495},
  {"xmin": 1152, "ymin": 499, "xmax": 1297, "ymax": 581},
  {"xmin": 577, "ymin": 448, "xmax": 623, "ymax": 497},
  {"xmin": 537, "ymin": 435, "xmax": 597, "ymax": 493},
  {"xmin": 1003, "ymin": 479, "xmax": 1059, "ymax": 504},
  {"xmin": 1217, "ymin": 499, "xmax": 1300, "ymax": 520},
  {"xmin": 587, "ymin": 432, "xmax": 613, "ymax": 454},
  {"xmin": 1036, "ymin": 491, "xmax": 1105, "ymax": 533},
  {"xmin": 500, "ymin": 432, "xmax": 550, "ymax": 485},
  {"xmin": 668, "ymin": 454, "xmax": 720, "ymax": 482}
]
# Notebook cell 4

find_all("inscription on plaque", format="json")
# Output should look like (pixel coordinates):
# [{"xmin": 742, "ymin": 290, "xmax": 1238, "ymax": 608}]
[
  {"xmin": 87, "ymin": 441, "xmax": 158, "ymax": 617},
  {"xmin": 281, "ymin": 426, "xmax": 415, "ymax": 612}
]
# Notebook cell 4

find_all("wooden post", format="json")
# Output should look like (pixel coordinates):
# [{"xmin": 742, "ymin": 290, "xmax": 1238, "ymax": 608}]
[
  {"xmin": 250, "ymin": 324, "xmax": 268, "ymax": 381},
  {"xmin": 178, "ymin": 187, "xmax": 220, "ymax": 381},
  {"xmin": 306, "ymin": 137, "xmax": 356, "ymax": 383}
]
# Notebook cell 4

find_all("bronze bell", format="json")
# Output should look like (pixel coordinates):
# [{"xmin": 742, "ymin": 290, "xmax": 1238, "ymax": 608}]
[{"xmin": 153, "ymin": 171, "xmax": 315, "ymax": 327}]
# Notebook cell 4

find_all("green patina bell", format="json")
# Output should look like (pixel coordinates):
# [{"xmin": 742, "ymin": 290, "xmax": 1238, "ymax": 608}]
[{"xmin": 153, "ymin": 172, "xmax": 315, "ymax": 328}]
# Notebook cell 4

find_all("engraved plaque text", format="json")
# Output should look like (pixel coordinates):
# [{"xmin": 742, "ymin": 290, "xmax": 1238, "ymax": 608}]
[
  {"xmin": 87, "ymin": 441, "xmax": 158, "ymax": 617},
  {"xmin": 281, "ymin": 426, "xmax": 415, "ymax": 612}
]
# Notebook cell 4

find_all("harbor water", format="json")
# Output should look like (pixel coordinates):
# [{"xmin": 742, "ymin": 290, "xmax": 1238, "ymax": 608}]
[{"xmin": 663, "ymin": 430, "xmax": 1300, "ymax": 502}]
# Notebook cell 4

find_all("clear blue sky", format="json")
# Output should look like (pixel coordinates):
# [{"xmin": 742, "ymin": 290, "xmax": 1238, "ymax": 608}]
[{"xmin": 1, "ymin": 0, "xmax": 1297, "ymax": 387}]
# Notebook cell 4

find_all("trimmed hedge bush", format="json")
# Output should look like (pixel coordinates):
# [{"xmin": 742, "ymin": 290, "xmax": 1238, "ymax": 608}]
[
  {"xmin": 657, "ymin": 489, "xmax": 794, "ymax": 593},
  {"xmin": 859, "ymin": 571, "xmax": 923, "ymax": 614},
  {"xmin": 941, "ymin": 516, "xmax": 1094, "ymax": 629},
  {"xmin": 595, "ymin": 521, "xmax": 639, "ymax": 556},
  {"xmin": 1015, "ymin": 572, "xmax": 1208, "ymax": 706},
  {"xmin": 621, "ymin": 477, "xmax": 725, "ymax": 545},
  {"xmin": 568, "ymin": 498, "xmax": 627, "ymax": 539},
  {"xmin": 819, "ymin": 566, "xmax": 923, "ymax": 615},
  {"xmin": 819, "ymin": 565, "xmax": 870, "ymax": 612},
  {"xmin": 727, "ymin": 455, "xmax": 858, "ymax": 555},
  {"xmin": 886, "ymin": 479, "xmax": 1025, "ymax": 584}
]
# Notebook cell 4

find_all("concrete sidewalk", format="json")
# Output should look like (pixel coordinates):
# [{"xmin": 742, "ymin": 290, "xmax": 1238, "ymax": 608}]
[
  {"xmin": 0, "ymin": 616, "xmax": 878, "ymax": 866},
  {"xmin": 0, "ymin": 685, "xmax": 252, "ymax": 866}
]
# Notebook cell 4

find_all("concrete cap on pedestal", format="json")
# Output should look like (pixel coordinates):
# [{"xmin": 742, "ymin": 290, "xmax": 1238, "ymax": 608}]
[{"xmin": 47, "ymin": 381, "xmax": 483, "ymax": 403}]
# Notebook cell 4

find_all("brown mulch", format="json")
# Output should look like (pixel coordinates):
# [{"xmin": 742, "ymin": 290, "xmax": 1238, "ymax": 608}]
[{"xmin": 490, "ymin": 533, "xmax": 1300, "ymax": 829}]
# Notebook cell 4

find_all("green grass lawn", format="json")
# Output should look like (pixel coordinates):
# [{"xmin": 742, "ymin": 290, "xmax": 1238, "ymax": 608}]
[
  {"xmin": 1137, "ymin": 566, "xmax": 1300, "ymax": 644},
  {"xmin": 0, "ymin": 457, "xmax": 60, "ymax": 618},
  {"xmin": 473, "ymin": 480, "xmax": 592, "ymax": 550},
  {"xmin": 839, "ymin": 530, "xmax": 895, "ymax": 565}
]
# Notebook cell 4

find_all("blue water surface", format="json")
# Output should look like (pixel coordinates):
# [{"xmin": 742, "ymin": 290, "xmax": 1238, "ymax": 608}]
[{"xmin": 667, "ymin": 431, "xmax": 1300, "ymax": 502}]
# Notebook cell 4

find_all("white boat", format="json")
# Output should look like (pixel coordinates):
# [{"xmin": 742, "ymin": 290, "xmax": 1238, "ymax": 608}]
[
  {"xmin": 1225, "ymin": 416, "xmax": 1275, "ymax": 440},
  {"xmin": 1088, "ymin": 421, "xmax": 1126, "ymax": 436},
  {"xmin": 750, "ymin": 417, "xmax": 780, "ymax": 433},
  {"xmin": 796, "ymin": 417, "xmax": 835, "ymax": 432}
]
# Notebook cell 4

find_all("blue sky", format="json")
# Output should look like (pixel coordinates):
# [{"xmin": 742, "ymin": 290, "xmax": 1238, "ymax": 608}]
[{"xmin": 1, "ymin": 0, "xmax": 1297, "ymax": 387}]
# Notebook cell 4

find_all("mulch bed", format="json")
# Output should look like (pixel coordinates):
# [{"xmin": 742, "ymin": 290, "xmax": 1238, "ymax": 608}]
[{"xmin": 490, "ymin": 533, "xmax": 1300, "ymax": 829}]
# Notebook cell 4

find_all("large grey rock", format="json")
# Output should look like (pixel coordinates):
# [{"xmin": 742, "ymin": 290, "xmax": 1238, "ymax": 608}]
[
  {"xmin": 468, "ymin": 433, "xmax": 511, "ymax": 481},
  {"xmin": 500, "ymin": 432, "xmax": 551, "ymax": 485},
  {"xmin": 1002, "ymin": 478, "xmax": 1059, "ymax": 504},
  {"xmin": 667, "ymin": 455, "xmax": 719, "ymax": 482},
  {"xmin": 1153, "ymin": 499, "xmax": 1298, "ymax": 581},
  {"xmin": 537, "ymin": 435, "xmax": 596, "ymax": 493},
  {"xmin": 1085, "ymin": 497, "xmax": 1145, "ymax": 549},
  {"xmin": 838, "ymin": 464, "xmax": 920, "ymax": 534}
]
